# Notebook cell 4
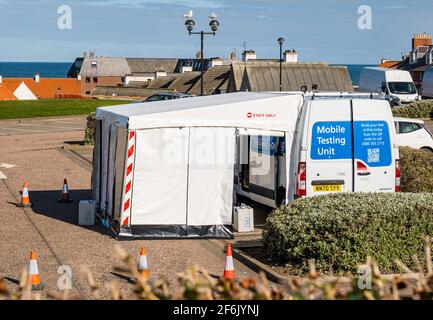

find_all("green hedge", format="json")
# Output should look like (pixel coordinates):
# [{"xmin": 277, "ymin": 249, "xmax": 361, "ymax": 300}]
[
  {"xmin": 263, "ymin": 193, "xmax": 433, "ymax": 274},
  {"xmin": 400, "ymin": 147, "xmax": 433, "ymax": 192},
  {"xmin": 392, "ymin": 100, "xmax": 433, "ymax": 119}
]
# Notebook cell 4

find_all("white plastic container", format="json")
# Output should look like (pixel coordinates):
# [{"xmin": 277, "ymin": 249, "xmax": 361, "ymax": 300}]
[
  {"xmin": 233, "ymin": 204, "xmax": 254, "ymax": 232},
  {"xmin": 79, "ymin": 200, "xmax": 96, "ymax": 226}
]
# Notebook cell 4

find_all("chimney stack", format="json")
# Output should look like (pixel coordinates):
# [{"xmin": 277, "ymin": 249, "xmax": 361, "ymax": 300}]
[
  {"xmin": 242, "ymin": 50, "xmax": 256, "ymax": 62},
  {"xmin": 181, "ymin": 65, "xmax": 193, "ymax": 73},
  {"xmin": 0, "ymin": 75, "xmax": 2, "ymax": 84},
  {"xmin": 89, "ymin": 51, "xmax": 95, "ymax": 59},
  {"xmin": 412, "ymin": 33, "xmax": 432, "ymax": 50},
  {"xmin": 35, "ymin": 73, "xmax": 40, "ymax": 83},
  {"xmin": 210, "ymin": 57, "xmax": 223, "ymax": 68},
  {"xmin": 82, "ymin": 51, "xmax": 87, "ymax": 58},
  {"xmin": 283, "ymin": 49, "xmax": 298, "ymax": 63},
  {"xmin": 155, "ymin": 70, "xmax": 167, "ymax": 78}
]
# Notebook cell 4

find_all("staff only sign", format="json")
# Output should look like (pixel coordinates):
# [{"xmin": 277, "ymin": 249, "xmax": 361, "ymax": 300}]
[{"xmin": 310, "ymin": 120, "xmax": 391, "ymax": 167}]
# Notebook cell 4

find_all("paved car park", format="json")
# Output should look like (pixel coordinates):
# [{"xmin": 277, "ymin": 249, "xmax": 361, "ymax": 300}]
[
  {"xmin": 0, "ymin": 121, "xmax": 257, "ymax": 299},
  {"xmin": 0, "ymin": 116, "xmax": 87, "ymax": 136}
]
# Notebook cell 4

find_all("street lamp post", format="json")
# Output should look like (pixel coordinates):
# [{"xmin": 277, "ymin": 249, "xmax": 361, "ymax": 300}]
[
  {"xmin": 184, "ymin": 12, "xmax": 220, "ymax": 96},
  {"xmin": 278, "ymin": 37, "xmax": 285, "ymax": 92}
]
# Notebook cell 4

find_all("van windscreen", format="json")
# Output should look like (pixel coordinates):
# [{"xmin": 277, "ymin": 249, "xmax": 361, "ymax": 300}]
[{"xmin": 388, "ymin": 82, "xmax": 417, "ymax": 94}]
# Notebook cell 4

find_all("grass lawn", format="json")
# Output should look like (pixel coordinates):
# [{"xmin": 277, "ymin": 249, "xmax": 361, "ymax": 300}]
[{"xmin": 0, "ymin": 99, "xmax": 130, "ymax": 120}]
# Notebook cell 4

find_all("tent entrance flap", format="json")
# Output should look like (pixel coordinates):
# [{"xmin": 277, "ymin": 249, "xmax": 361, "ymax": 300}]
[
  {"xmin": 128, "ymin": 127, "xmax": 235, "ymax": 238},
  {"xmin": 187, "ymin": 127, "xmax": 235, "ymax": 227},
  {"xmin": 131, "ymin": 128, "xmax": 189, "ymax": 226}
]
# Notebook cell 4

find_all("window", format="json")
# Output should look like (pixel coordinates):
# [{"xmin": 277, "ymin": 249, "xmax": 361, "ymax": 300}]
[
  {"xmin": 85, "ymin": 91, "xmax": 91, "ymax": 95},
  {"xmin": 399, "ymin": 122, "xmax": 423, "ymax": 134},
  {"xmin": 86, "ymin": 77, "xmax": 91, "ymax": 83},
  {"xmin": 388, "ymin": 82, "xmax": 417, "ymax": 94},
  {"xmin": 93, "ymin": 77, "xmax": 98, "ymax": 83}
]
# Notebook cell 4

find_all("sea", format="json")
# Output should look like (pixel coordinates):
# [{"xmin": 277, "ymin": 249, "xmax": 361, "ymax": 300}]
[{"xmin": 0, "ymin": 62, "xmax": 376, "ymax": 86}]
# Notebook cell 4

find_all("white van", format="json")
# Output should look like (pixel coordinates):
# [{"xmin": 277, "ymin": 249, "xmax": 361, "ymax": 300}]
[
  {"xmin": 235, "ymin": 94, "xmax": 400, "ymax": 208},
  {"xmin": 421, "ymin": 66, "xmax": 433, "ymax": 98},
  {"xmin": 359, "ymin": 67, "xmax": 420, "ymax": 106}
]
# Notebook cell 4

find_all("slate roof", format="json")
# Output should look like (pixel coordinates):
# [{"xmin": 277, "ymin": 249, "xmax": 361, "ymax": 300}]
[
  {"xmin": 167, "ymin": 71, "xmax": 201, "ymax": 93},
  {"xmin": 188, "ymin": 65, "xmax": 231, "ymax": 95},
  {"xmin": 79, "ymin": 57, "xmax": 130, "ymax": 77},
  {"xmin": 146, "ymin": 75, "xmax": 180, "ymax": 89},
  {"xmin": 231, "ymin": 61, "xmax": 354, "ymax": 92},
  {"xmin": 92, "ymin": 86, "xmax": 174, "ymax": 98},
  {"xmin": 126, "ymin": 81, "xmax": 150, "ymax": 88},
  {"xmin": 126, "ymin": 58, "xmax": 179, "ymax": 74}
]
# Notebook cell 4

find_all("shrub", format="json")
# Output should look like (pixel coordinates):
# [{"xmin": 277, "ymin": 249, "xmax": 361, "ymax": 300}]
[
  {"xmin": 400, "ymin": 147, "xmax": 433, "ymax": 192},
  {"xmin": 263, "ymin": 193, "xmax": 433, "ymax": 274},
  {"xmin": 392, "ymin": 100, "xmax": 433, "ymax": 119}
]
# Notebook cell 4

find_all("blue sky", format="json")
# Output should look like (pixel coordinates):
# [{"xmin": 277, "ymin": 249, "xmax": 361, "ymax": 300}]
[{"xmin": 0, "ymin": 0, "xmax": 432, "ymax": 63}]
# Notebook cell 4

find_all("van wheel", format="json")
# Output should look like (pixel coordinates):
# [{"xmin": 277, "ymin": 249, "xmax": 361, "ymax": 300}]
[{"xmin": 276, "ymin": 187, "xmax": 287, "ymax": 207}]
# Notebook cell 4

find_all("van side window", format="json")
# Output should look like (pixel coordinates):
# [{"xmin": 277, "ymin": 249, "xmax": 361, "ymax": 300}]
[{"xmin": 399, "ymin": 122, "xmax": 422, "ymax": 134}]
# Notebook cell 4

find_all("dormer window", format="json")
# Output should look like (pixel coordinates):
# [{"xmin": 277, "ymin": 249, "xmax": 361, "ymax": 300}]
[
  {"xmin": 91, "ymin": 61, "xmax": 97, "ymax": 68},
  {"xmin": 426, "ymin": 47, "xmax": 433, "ymax": 65},
  {"xmin": 410, "ymin": 46, "xmax": 429, "ymax": 64}
]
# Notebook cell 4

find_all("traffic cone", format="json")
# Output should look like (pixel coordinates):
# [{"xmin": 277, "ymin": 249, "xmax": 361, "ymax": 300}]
[
  {"xmin": 58, "ymin": 178, "xmax": 72, "ymax": 203},
  {"xmin": 137, "ymin": 247, "xmax": 149, "ymax": 279},
  {"xmin": 17, "ymin": 182, "xmax": 32, "ymax": 207},
  {"xmin": 28, "ymin": 250, "xmax": 44, "ymax": 290},
  {"xmin": 223, "ymin": 244, "xmax": 236, "ymax": 281}
]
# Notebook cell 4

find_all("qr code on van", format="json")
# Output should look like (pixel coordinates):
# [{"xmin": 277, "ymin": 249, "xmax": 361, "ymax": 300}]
[{"xmin": 367, "ymin": 148, "xmax": 380, "ymax": 163}]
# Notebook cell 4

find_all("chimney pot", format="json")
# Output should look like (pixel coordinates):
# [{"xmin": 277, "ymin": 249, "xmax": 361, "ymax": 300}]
[
  {"xmin": 283, "ymin": 49, "xmax": 298, "ymax": 63},
  {"xmin": 242, "ymin": 50, "xmax": 256, "ymax": 62},
  {"xmin": 210, "ymin": 57, "xmax": 223, "ymax": 68},
  {"xmin": 155, "ymin": 70, "xmax": 167, "ymax": 78},
  {"xmin": 181, "ymin": 66, "xmax": 193, "ymax": 73}
]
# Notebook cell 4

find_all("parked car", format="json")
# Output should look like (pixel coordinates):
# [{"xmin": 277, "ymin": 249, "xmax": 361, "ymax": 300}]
[
  {"xmin": 394, "ymin": 117, "xmax": 433, "ymax": 151},
  {"xmin": 359, "ymin": 67, "xmax": 421, "ymax": 107},
  {"xmin": 134, "ymin": 92, "xmax": 194, "ymax": 103}
]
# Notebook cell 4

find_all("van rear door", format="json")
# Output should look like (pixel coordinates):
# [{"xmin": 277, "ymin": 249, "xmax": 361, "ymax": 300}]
[
  {"xmin": 352, "ymin": 100, "xmax": 395, "ymax": 192},
  {"xmin": 307, "ymin": 100, "xmax": 353, "ymax": 195}
]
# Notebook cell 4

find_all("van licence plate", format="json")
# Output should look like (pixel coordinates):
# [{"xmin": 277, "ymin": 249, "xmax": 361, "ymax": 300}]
[{"xmin": 313, "ymin": 185, "xmax": 342, "ymax": 193}]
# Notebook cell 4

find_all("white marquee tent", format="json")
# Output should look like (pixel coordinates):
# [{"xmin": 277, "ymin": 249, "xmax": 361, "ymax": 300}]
[{"xmin": 92, "ymin": 92, "xmax": 303, "ymax": 239}]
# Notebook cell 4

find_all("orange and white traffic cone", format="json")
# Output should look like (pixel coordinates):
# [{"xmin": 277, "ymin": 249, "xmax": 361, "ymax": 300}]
[
  {"xmin": 17, "ymin": 182, "xmax": 32, "ymax": 207},
  {"xmin": 137, "ymin": 247, "xmax": 149, "ymax": 279},
  {"xmin": 58, "ymin": 178, "xmax": 72, "ymax": 203},
  {"xmin": 223, "ymin": 244, "xmax": 236, "ymax": 281},
  {"xmin": 28, "ymin": 250, "xmax": 44, "ymax": 290}
]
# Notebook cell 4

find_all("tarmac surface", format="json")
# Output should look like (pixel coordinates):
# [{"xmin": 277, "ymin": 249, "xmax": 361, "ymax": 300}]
[
  {"xmin": 0, "ymin": 118, "xmax": 257, "ymax": 299},
  {"xmin": 0, "ymin": 116, "xmax": 87, "ymax": 136}
]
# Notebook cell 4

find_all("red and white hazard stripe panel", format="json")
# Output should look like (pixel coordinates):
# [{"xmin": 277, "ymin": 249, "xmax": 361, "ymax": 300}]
[{"xmin": 120, "ymin": 130, "xmax": 136, "ymax": 227}]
